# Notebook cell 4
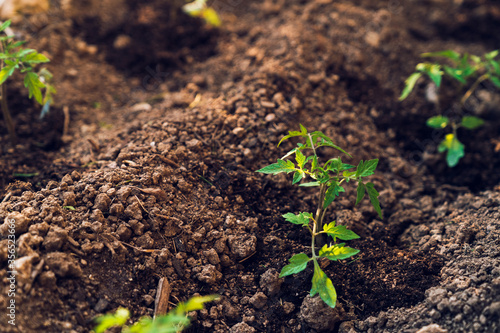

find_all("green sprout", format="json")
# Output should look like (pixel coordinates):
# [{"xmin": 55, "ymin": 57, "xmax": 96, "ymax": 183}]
[
  {"xmin": 400, "ymin": 50, "xmax": 499, "ymax": 167},
  {"xmin": 94, "ymin": 295, "xmax": 219, "ymax": 333},
  {"xmin": 0, "ymin": 19, "xmax": 56, "ymax": 144},
  {"xmin": 182, "ymin": 0, "xmax": 221, "ymax": 27},
  {"xmin": 256, "ymin": 125, "xmax": 382, "ymax": 308}
]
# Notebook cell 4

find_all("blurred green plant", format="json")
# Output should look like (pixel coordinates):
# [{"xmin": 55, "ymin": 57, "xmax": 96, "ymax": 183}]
[
  {"xmin": 0, "ymin": 19, "xmax": 56, "ymax": 144},
  {"xmin": 182, "ymin": 0, "xmax": 221, "ymax": 27},
  {"xmin": 94, "ymin": 295, "xmax": 219, "ymax": 333},
  {"xmin": 400, "ymin": 50, "xmax": 499, "ymax": 167},
  {"xmin": 256, "ymin": 125, "xmax": 382, "ymax": 308}
]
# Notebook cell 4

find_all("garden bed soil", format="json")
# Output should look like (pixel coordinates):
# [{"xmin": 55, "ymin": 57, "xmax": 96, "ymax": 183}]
[{"xmin": 1, "ymin": 0, "xmax": 500, "ymax": 332}]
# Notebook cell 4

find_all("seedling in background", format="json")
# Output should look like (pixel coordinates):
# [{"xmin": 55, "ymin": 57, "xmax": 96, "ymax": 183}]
[
  {"xmin": 400, "ymin": 50, "xmax": 500, "ymax": 167},
  {"xmin": 256, "ymin": 125, "xmax": 382, "ymax": 308},
  {"xmin": 94, "ymin": 295, "xmax": 218, "ymax": 333},
  {"xmin": 182, "ymin": 0, "xmax": 221, "ymax": 27},
  {"xmin": 0, "ymin": 19, "xmax": 56, "ymax": 144}
]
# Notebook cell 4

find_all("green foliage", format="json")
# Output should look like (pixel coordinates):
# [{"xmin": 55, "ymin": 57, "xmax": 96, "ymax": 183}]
[
  {"xmin": 182, "ymin": 0, "xmax": 221, "ymax": 27},
  {"xmin": 0, "ymin": 19, "xmax": 56, "ymax": 142},
  {"xmin": 94, "ymin": 295, "xmax": 218, "ymax": 333},
  {"xmin": 256, "ymin": 125, "xmax": 382, "ymax": 308},
  {"xmin": 399, "ymin": 50, "xmax": 497, "ymax": 167}
]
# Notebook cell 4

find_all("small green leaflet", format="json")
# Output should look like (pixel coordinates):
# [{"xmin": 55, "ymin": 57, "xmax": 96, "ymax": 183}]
[
  {"xmin": 94, "ymin": 308, "xmax": 130, "ymax": 333},
  {"xmin": 355, "ymin": 181, "xmax": 366, "ymax": 205},
  {"xmin": 282, "ymin": 212, "xmax": 312, "ymax": 226},
  {"xmin": 485, "ymin": 50, "xmax": 499, "ymax": 60},
  {"xmin": 24, "ymin": 71, "xmax": 45, "ymax": 104},
  {"xmin": 21, "ymin": 52, "xmax": 50, "ymax": 65},
  {"xmin": 416, "ymin": 63, "xmax": 443, "ymax": 87},
  {"xmin": 355, "ymin": 159, "xmax": 378, "ymax": 178},
  {"xmin": 0, "ymin": 67, "xmax": 11, "ymax": 85},
  {"xmin": 292, "ymin": 170, "xmax": 304, "ymax": 184},
  {"xmin": 318, "ymin": 243, "xmax": 360, "ymax": 261},
  {"xmin": 399, "ymin": 72, "xmax": 422, "ymax": 100},
  {"xmin": 461, "ymin": 116, "xmax": 484, "ymax": 130},
  {"xmin": 310, "ymin": 261, "xmax": 337, "ymax": 308},
  {"xmin": 421, "ymin": 50, "xmax": 460, "ymax": 62},
  {"xmin": 295, "ymin": 149, "xmax": 306, "ymax": 168},
  {"xmin": 256, "ymin": 159, "xmax": 295, "ymax": 175},
  {"xmin": 427, "ymin": 115, "xmax": 449, "ymax": 129},
  {"xmin": 323, "ymin": 183, "xmax": 345, "ymax": 208},
  {"xmin": 174, "ymin": 295, "xmax": 220, "ymax": 314},
  {"xmin": 277, "ymin": 124, "xmax": 308, "ymax": 146},
  {"xmin": 63, "ymin": 206, "xmax": 76, "ymax": 211},
  {"xmin": 322, "ymin": 222, "xmax": 360, "ymax": 241},
  {"xmin": 279, "ymin": 253, "xmax": 310, "ymax": 277},
  {"xmin": 438, "ymin": 133, "xmax": 464, "ymax": 167},
  {"xmin": 299, "ymin": 181, "xmax": 320, "ymax": 187},
  {"xmin": 0, "ymin": 20, "xmax": 11, "ymax": 32},
  {"xmin": 366, "ymin": 182, "xmax": 382, "ymax": 219}
]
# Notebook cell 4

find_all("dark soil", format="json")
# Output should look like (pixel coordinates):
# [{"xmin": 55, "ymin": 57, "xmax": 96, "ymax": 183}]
[{"xmin": 1, "ymin": 0, "xmax": 500, "ymax": 332}]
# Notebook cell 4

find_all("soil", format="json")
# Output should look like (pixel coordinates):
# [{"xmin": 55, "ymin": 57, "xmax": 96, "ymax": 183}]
[{"xmin": 1, "ymin": 0, "xmax": 500, "ymax": 332}]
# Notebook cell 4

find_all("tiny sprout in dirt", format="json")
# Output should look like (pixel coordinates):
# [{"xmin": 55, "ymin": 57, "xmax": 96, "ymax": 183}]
[
  {"xmin": 256, "ymin": 125, "xmax": 382, "ymax": 308},
  {"xmin": 94, "ymin": 295, "xmax": 218, "ymax": 333},
  {"xmin": 400, "ymin": 50, "xmax": 500, "ymax": 167},
  {"xmin": 0, "ymin": 19, "xmax": 56, "ymax": 144}
]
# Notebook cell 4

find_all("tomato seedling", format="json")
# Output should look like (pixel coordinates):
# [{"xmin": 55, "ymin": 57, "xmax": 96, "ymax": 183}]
[
  {"xmin": 257, "ymin": 125, "xmax": 382, "ymax": 308},
  {"xmin": 400, "ymin": 50, "xmax": 499, "ymax": 167},
  {"xmin": 0, "ymin": 19, "xmax": 56, "ymax": 144}
]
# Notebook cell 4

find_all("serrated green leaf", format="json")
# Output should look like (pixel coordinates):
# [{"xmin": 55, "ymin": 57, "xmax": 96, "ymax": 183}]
[
  {"xmin": 421, "ymin": 50, "xmax": 460, "ymax": 62},
  {"xmin": 299, "ymin": 181, "xmax": 320, "ymax": 187},
  {"xmin": 426, "ymin": 115, "xmax": 449, "ymax": 129},
  {"xmin": 461, "ymin": 116, "xmax": 484, "ymax": 130},
  {"xmin": 323, "ymin": 183, "xmax": 344, "ymax": 209},
  {"xmin": 358, "ymin": 159, "xmax": 378, "ymax": 177},
  {"xmin": 279, "ymin": 253, "xmax": 311, "ymax": 277},
  {"xmin": 278, "ymin": 126, "xmax": 307, "ymax": 146},
  {"xmin": 471, "ymin": 55, "xmax": 481, "ymax": 64},
  {"xmin": 400, "ymin": 72, "xmax": 422, "ymax": 100},
  {"xmin": 282, "ymin": 212, "xmax": 312, "ymax": 226},
  {"xmin": 366, "ymin": 182, "xmax": 382, "ymax": 219},
  {"xmin": 310, "ymin": 261, "xmax": 337, "ymax": 308},
  {"xmin": 15, "ymin": 48, "xmax": 35, "ymax": 59},
  {"xmin": 295, "ymin": 149, "xmax": 306, "ymax": 168},
  {"xmin": 341, "ymin": 163, "xmax": 355, "ymax": 171},
  {"xmin": 355, "ymin": 182, "xmax": 366, "ymax": 205},
  {"xmin": 22, "ymin": 52, "xmax": 50, "ymax": 64},
  {"xmin": 292, "ymin": 170, "xmax": 304, "ymax": 184},
  {"xmin": 24, "ymin": 71, "xmax": 45, "ymax": 104},
  {"xmin": 318, "ymin": 243, "xmax": 360, "ymax": 261},
  {"xmin": 322, "ymin": 222, "xmax": 360, "ymax": 241},
  {"xmin": 256, "ymin": 159, "xmax": 295, "ymax": 174}
]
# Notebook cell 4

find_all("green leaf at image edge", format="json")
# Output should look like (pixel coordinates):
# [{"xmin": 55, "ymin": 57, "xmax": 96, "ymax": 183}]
[
  {"xmin": 279, "ymin": 253, "xmax": 311, "ymax": 277},
  {"xmin": 282, "ymin": 212, "xmax": 312, "ymax": 226},
  {"xmin": 310, "ymin": 260, "xmax": 337, "ymax": 308}
]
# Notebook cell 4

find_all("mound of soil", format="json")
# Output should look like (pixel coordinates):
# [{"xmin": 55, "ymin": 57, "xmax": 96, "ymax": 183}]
[{"xmin": 1, "ymin": 0, "xmax": 500, "ymax": 332}]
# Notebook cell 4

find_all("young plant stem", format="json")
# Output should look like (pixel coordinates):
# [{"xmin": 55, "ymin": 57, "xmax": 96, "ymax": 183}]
[
  {"xmin": 460, "ymin": 73, "xmax": 489, "ymax": 106},
  {"xmin": 0, "ymin": 39, "xmax": 16, "ymax": 144},
  {"xmin": 315, "ymin": 183, "xmax": 327, "ymax": 247},
  {"xmin": 1, "ymin": 79, "xmax": 16, "ymax": 144}
]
